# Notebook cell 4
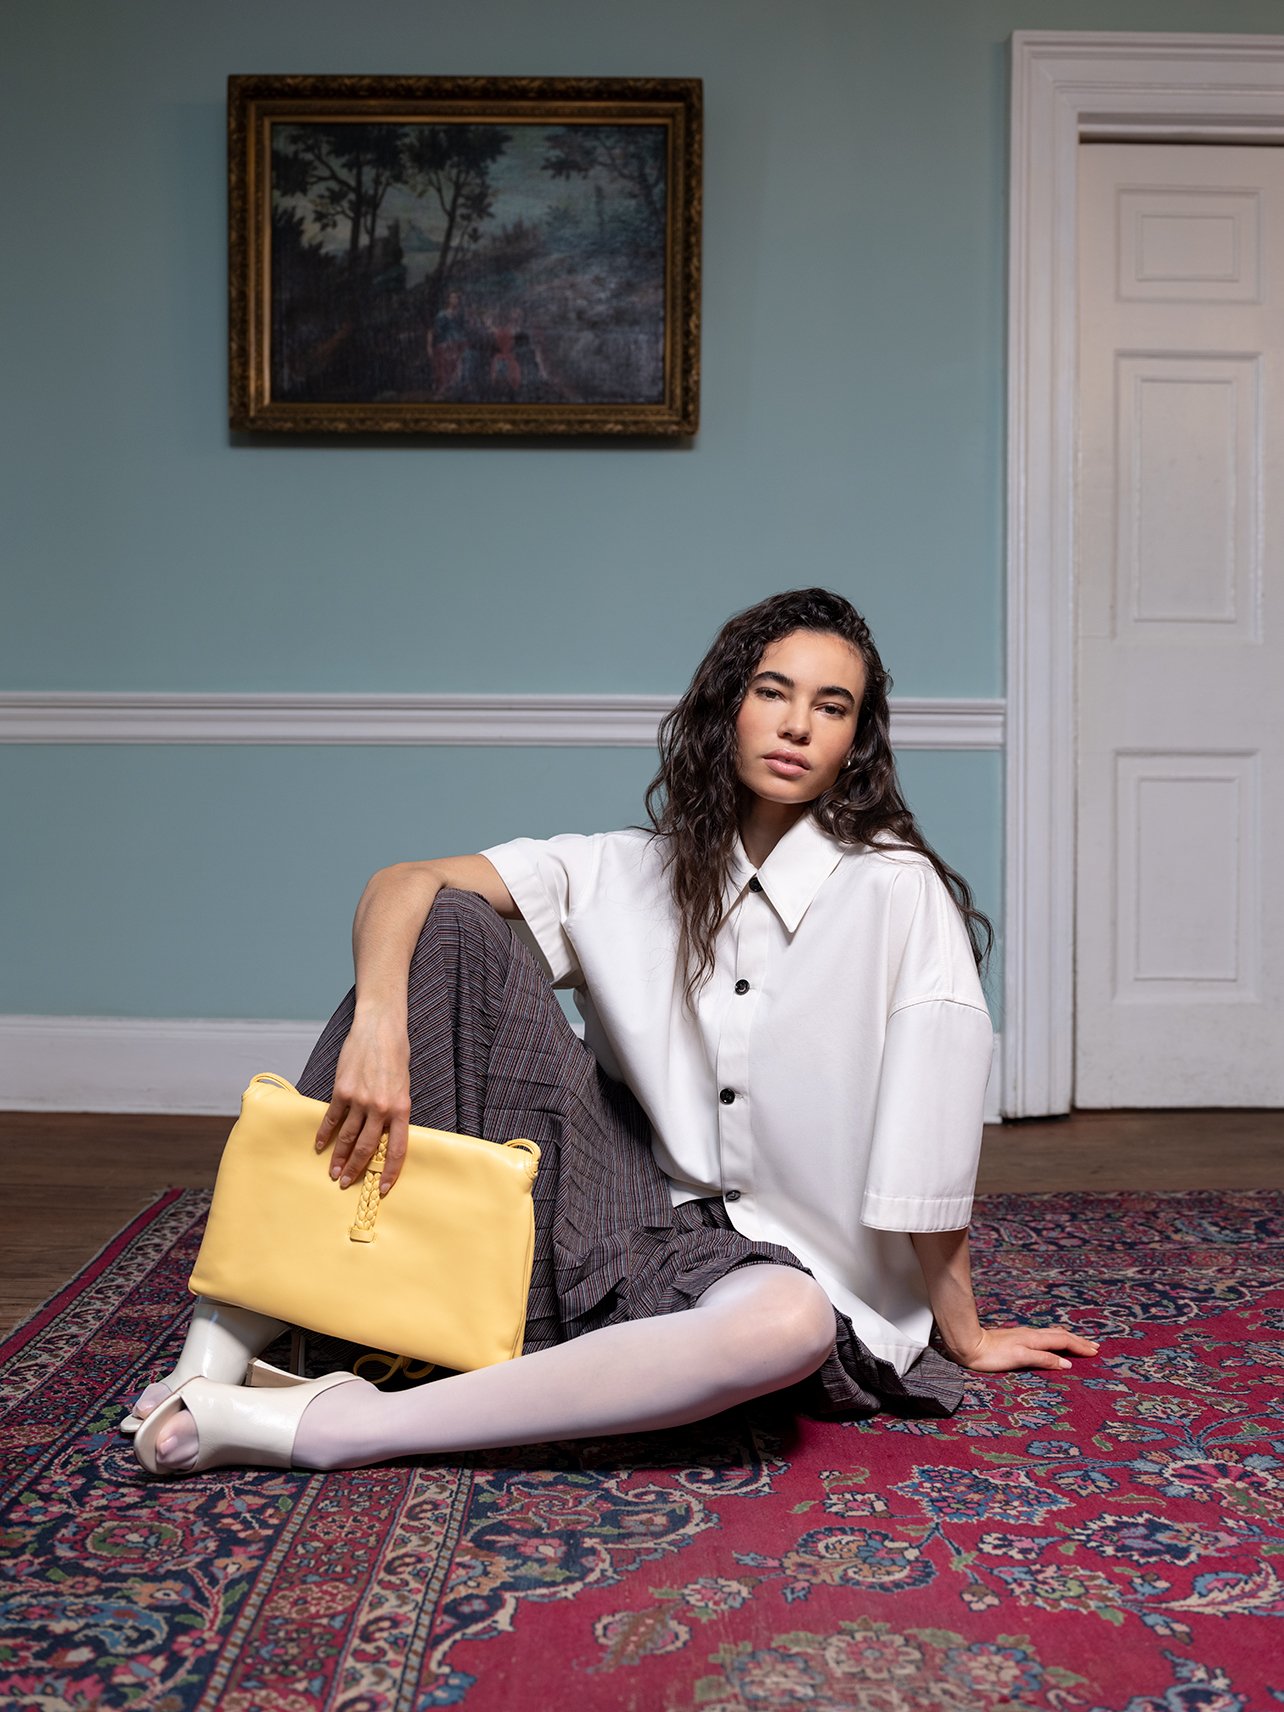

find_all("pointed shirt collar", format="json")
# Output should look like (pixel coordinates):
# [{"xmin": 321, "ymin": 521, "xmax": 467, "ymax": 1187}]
[{"xmin": 727, "ymin": 814, "xmax": 847, "ymax": 934}]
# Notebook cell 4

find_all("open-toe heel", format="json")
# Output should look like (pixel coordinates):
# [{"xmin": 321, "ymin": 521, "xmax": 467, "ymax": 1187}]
[
  {"xmin": 119, "ymin": 1301, "xmax": 290, "ymax": 1436},
  {"xmin": 132, "ymin": 1370, "xmax": 360, "ymax": 1477},
  {"xmin": 245, "ymin": 1357, "xmax": 314, "ymax": 1390},
  {"xmin": 120, "ymin": 1403, "xmax": 164, "ymax": 1438}
]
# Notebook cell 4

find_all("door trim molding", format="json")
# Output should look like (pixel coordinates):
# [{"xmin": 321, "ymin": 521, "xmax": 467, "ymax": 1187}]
[{"xmin": 1004, "ymin": 31, "xmax": 1284, "ymax": 1117}]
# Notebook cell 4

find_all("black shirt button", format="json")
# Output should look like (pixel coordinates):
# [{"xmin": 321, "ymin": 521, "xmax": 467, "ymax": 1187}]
[
  {"xmin": 734, "ymin": 979, "xmax": 750, "ymax": 995},
  {"xmin": 748, "ymin": 877, "xmax": 763, "ymax": 893},
  {"xmin": 719, "ymin": 1087, "xmax": 735, "ymax": 1105},
  {"xmin": 724, "ymin": 1188, "xmax": 742, "ymax": 1202}
]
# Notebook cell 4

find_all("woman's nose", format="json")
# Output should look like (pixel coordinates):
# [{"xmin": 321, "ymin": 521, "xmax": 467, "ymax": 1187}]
[{"xmin": 778, "ymin": 704, "xmax": 811, "ymax": 742}]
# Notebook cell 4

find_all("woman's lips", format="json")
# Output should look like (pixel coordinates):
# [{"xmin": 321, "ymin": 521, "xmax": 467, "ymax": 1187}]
[{"xmin": 764, "ymin": 753, "xmax": 810, "ymax": 778}]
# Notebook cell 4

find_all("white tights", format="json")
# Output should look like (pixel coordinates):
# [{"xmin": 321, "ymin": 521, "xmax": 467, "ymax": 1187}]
[{"xmin": 144, "ymin": 1265, "xmax": 837, "ymax": 1473}]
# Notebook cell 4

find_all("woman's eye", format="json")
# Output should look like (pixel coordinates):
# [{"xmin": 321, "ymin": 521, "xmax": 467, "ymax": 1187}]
[{"xmin": 819, "ymin": 703, "xmax": 846, "ymax": 717}]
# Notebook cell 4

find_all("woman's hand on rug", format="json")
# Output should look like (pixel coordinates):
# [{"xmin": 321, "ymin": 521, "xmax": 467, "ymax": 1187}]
[
  {"xmin": 955, "ymin": 1325, "xmax": 1101, "ymax": 1373},
  {"xmin": 316, "ymin": 1020, "xmax": 412, "ymax": 1195},
  {"xmin": 910, "ymin": 1231, "xmax": 1100, "ymax": 1376}
]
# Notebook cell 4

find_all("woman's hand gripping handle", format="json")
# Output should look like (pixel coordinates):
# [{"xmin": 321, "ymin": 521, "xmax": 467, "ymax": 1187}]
[{"xmin": 314, "ymin": 855, "xmax": 519, "ymax": 1195}]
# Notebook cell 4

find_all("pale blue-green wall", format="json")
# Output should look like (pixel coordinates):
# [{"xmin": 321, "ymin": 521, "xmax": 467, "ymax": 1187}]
[
  {"xmin": 0, "ymin": 744, "xmax": 1002, "ymax": 1017},
  {"xmin": 3, "ymin": 1, "xmax": 1279, "ymax": 1023}
]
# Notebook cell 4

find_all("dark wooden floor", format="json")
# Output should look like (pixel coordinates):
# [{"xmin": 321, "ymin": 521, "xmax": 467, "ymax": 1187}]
[{"xmin": 2, "ymin": 1107, "xmax": 1282, "ymax": 1337}]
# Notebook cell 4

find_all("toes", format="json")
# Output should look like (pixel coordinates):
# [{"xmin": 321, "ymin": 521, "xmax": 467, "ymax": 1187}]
[
  {"xmin": 132, "ymin": 1382, "xmax": 173, "ymax": 1419},
  {"xmin": 155, "ymin": 1408, "xmax": 200, "ymax": 1472}
]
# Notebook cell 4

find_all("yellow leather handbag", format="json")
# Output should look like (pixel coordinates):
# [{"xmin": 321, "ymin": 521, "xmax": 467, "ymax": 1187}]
[{"xmin": 188, "ymin": 1073, "xmax": 541, "ymax": 1373}]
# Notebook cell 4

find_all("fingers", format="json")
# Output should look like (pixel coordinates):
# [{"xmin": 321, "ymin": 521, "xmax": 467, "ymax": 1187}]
[
  {"xmin": 316, "ymin": 1089, "xmax": 410, "ymax": 1190},
  {"xmin": 1060, "ymin": 1332, "xmax": 1100, "ymax": 1356},
  {"xmin": 1042, "ymin": 1329, "xmax": 1098, "ymax": 1370},
  {"xmin": 1017, "ymin": 1326, "xmax": 1100, "ymax": 1354},
  {"xmin": 315, "ymin": 1098, "xmax": 347, "ymax": 1155},
  {"xmin": 314, "ymin": 1028, "xmax": 412, "ymax": 1191},
  {"xmin": 968, "ymin": 1325, "xmax": 1102, "ymax": 1374},
  {"xmin": 1021, "ymin": 1345, "xmax": 1076, "ymax": 1372},
  {"xmin": 330, "ymin": 1105, "xmax": 390, "ymax": 1188},
  {"xmin": 380, "ymin": 1110, "xmax": 409, "ymax": 1197}
]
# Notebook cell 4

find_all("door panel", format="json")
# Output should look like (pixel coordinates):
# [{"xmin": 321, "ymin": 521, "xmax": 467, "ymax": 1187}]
[{"xmin": 1075, "ymin": 143, "xmax": 1283, "ymax": 1106}]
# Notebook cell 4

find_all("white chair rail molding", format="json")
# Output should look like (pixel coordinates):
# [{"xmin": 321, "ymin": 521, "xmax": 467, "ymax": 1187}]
[{"xmin": 0, "ymin": 691, "xmax": 1005, "ymax": 751}]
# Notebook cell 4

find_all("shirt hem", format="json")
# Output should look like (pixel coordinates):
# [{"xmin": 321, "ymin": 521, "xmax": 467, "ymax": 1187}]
[
  {"xmin": 868, "ymin": 1338, "xmax": 931, "ymax": 1374},
  {"xmin": 860, "ymin": 1193, "xmax": 974, "ymax": 1232}
]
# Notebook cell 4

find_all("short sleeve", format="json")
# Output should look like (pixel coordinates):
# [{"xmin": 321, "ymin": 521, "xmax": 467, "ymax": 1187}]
[
  {"xmin": 480, "ymin": 833, "xmax": 601, "ymax": 988},
  {"xmin": 860, "ymin": 998, "xmax": 994, "ymax": 1230},
  {"xmin": 860, "ymin": 861, "xmax": 994, "ymax": 1231}
]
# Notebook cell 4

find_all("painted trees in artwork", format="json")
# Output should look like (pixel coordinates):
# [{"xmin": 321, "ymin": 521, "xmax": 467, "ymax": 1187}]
[
  {"xmin": 272, "ymin": 125, "xmax": 406, "ymax": 274},
  {"xmin": 541, "ymin": 126, "xmax": 666, "ymax": 251},
  {"xmin": 269, "ymin": 121, "xmax": 666, "ymax": 405},
  {"xmin": 273, "ymin": 124, "xmax": 513, "ymax": 298},
  {"xmin": 401, "ymin": 125, "xmax": 512, "ymax": 316},
  {"xmin": 270, "ymin": 123, "xmax": 515, "ymax": 400}
]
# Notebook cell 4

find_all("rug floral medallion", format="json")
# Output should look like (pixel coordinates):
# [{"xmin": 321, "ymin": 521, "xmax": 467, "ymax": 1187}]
[{"xmin": 2, "ymin": 1189, "xmax": 1282, "ymax": 1711}]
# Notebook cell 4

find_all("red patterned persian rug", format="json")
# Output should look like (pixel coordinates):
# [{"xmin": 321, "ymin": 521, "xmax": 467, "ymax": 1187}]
[{"xmin": 1, "ymin": 1189, "xmax": 1282, "ymax": 1712}]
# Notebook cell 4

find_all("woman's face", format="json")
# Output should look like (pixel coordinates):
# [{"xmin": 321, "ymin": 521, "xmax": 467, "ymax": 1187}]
[{"xmin": 734, "ymin": 628, "xmax": 866, "ymax": 808}]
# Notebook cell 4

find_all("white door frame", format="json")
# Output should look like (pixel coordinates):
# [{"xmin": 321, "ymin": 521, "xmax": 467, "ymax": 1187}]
[{"xmin": 1004, "ymin": 31, "xmax": 1284, "ymax": 1116}]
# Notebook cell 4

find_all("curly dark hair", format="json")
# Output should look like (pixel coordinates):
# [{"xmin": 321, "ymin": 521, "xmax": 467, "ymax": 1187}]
[{"xmin": 644, "ymin": 587, "xmax": 994, "ymax": 999}]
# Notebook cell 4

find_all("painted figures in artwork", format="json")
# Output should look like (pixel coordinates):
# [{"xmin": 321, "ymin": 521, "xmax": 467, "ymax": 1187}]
[{"xmin": 269, "ymin": 121, "xmax": 668, "ymax": 407}]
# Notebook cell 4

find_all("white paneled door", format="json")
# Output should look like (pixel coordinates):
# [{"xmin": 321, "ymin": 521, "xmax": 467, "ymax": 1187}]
[{"xmin": 1076, "ymin": 143, "xmax": 1284, "ymax": 1106}]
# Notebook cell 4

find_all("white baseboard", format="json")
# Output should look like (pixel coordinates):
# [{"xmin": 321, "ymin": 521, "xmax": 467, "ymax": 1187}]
[
  {"xmin": 0, "ymin": 1016, "xmax": 326, "ymax": 1114},
  {"xmin": 0, "ymin": 1014, "xmax": 1005, "ymax": 1124}
]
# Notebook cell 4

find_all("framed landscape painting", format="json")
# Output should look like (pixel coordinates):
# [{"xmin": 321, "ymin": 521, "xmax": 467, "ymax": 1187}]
[{"xmin": 228, "ymin": 76, "xmax": 702, "ymax": 436}]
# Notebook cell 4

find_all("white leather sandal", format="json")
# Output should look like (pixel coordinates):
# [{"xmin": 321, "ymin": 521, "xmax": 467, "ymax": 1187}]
[
  {"xmin": 245, "ymin": 1357, "xmax": 312, "ymax": 1389},
  {"xmin": 119, "ymin": 1308, "xmax": 298, "ymax": 1436},
  {"xmin": 132, "ymin": 1368, "xmax": 359, "ymax": 1477}
]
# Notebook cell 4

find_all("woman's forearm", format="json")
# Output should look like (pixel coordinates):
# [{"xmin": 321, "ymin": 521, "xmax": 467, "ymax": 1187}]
[
  {"xmin": 350, "ymin": 854, "xmax": 519, "ymax": 1027},
  {"xmin": 909, "ymin": 1228, "xmax": 984, "ymax": 1365},
  {"xmin": 351, "ymin": 864, "xmax": 445, "ymax": 1028},
  {"xmin": 319, "ymin": 855, "xmax": 518, "ymax": 1193}
]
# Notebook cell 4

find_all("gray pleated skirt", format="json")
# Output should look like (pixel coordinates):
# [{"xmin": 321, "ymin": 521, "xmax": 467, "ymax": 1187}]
[{"xmin": 297, "ymin": 889, "xmax": 963, "ymax": 1420}]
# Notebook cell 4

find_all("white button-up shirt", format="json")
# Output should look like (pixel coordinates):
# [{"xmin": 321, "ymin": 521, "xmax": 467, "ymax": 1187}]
[{"xmin": 483, "ymin": 814, "xmax": 993, "ymax": 1372}]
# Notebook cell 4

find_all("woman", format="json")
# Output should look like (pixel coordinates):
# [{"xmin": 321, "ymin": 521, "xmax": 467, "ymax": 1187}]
[{"xmin": 130, "ymin": 589, "xmax": 1095, "ymax": 1476}]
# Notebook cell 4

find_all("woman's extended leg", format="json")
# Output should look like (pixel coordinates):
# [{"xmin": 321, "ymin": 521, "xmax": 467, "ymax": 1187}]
[{"xmin": 141, "ymin": 1264, "xmax": 836, "ymax": 1474}]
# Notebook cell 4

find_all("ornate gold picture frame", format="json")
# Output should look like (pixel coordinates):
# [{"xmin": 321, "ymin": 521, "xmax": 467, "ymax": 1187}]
[{"xmin": 228, "ymin": 75, "xmax": 701, "ymax": 436}]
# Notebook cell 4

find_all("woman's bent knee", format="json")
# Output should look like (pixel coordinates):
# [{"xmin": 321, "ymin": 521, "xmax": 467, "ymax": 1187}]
[
  {"xmin": 770, "ymin": 1271, "xmax": 838, "ymax": 1374},
  {"xmin": 409, "ymin": 886, "xmax": 512, "ymax": 976},
  {"xmin": 421, "ymin": 885, "xmax": 506, "ymax": 938},
  {"xmin": 703, "ymin": 1267, "xmax": 836, "ymax": 1386}
]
